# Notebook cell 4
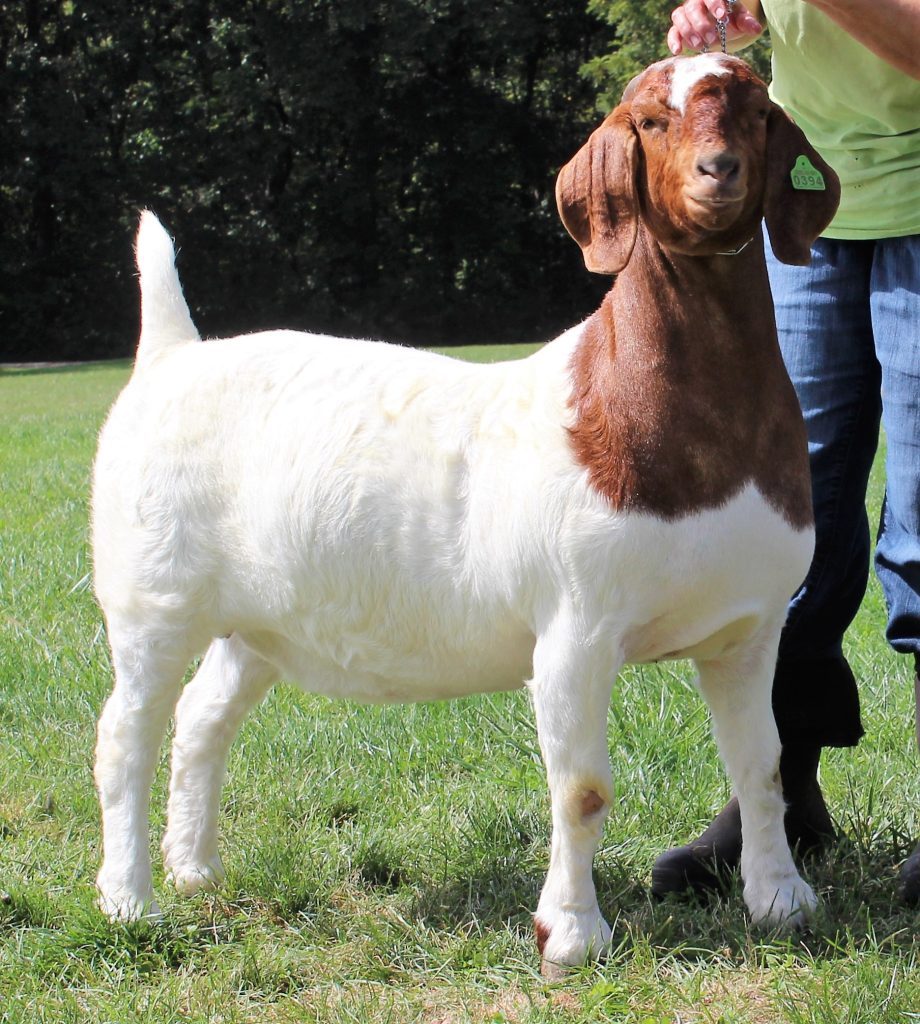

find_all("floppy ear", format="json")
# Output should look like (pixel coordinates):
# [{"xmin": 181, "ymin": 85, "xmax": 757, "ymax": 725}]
[
  {"xmin": 764, "ymin": 103, "xmax": 841, "ymax": 266},
  {"xmin": 556, "ymin": 108, "xmax": 638, "ymax": 275}
]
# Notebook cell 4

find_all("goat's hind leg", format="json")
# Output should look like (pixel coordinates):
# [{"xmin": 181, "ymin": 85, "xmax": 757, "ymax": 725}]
[
  {"xmin": 695, "ymin": 627, "xmax": 817, "ymax": 928},
  {"xmin": 162, "ymin": 634, "xmax": 278, "ymax": 896},
  {"xmin": 95, "ymin": 622, "xmax": 203, "ymax": 921}
]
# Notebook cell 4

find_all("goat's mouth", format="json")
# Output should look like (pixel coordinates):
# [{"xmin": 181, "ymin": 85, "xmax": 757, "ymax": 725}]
[
  {"xmin": 684, "ymin": 189, "xmax": 747, "ymax": 231},
  {"xmin": 685, "ymin": 192, "xmax": 745, "ymax": 209}
]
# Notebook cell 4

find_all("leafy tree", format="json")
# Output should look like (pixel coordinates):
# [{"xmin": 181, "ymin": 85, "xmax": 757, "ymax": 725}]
[
  {"xmin": 1, "ymin": 1, "xmax": 613, "ymax": 361},
  {"xmin": 582, "ymin": 0, "xmax": 772, "ymax": 111}
]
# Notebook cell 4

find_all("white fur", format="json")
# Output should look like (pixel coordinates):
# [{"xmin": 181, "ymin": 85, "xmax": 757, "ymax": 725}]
[
  {"xmin": 669, "ymin": 53, "xmax": 732, "ymax": 113},
  {"xmin": 92, "ymin": 212, "xmax": 815, "ymax": 968}
]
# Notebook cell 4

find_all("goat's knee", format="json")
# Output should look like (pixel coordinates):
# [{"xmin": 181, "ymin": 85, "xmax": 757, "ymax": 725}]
[
  {"xmin": 579, "ymin": 787, "xmax": 608, "ymax": 820},
  {"xmin": 552, "ymin": 777, "xmax": 613, "ymax": 833}
]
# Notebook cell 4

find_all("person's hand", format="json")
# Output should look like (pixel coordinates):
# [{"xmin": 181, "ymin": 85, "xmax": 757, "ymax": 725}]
[{"xmin": 667, "ymin": 0, "xmax": 763, "ymax": 54}]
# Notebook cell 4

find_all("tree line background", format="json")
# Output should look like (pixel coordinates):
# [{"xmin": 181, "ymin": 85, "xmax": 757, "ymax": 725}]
[{"xmin": 2, "ymin": 1, "xmax": 770, "ymax": 361}]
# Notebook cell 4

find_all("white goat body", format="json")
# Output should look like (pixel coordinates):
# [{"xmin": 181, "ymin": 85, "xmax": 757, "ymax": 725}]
[{"xmin": 95, "ymin": 307, "xmax": 805, "ymax": 699}]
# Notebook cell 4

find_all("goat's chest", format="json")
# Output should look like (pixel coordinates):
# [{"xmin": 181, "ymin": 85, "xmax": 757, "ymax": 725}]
[{"xmin": 570, "ymin": 482, "xmax": 815, "ymax": 665}]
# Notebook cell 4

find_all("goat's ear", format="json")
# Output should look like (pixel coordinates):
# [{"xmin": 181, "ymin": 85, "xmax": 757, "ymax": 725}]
[
  {"xmin": 556, "ymin": 109, "xmax": 638, "ymax": 275},
  {"xmin": 764, "ymin": 104, "xmax": 841, "ymax": 266}
]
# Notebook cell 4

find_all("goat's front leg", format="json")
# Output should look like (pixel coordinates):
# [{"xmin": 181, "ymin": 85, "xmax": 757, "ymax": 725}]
[
  {"xmin": 695, "ymin": 625, "xmax": 817, "ymax": 928},
  {"xmin": 530, "ymin": 617, "xmax": 617, "ymax": 977}
]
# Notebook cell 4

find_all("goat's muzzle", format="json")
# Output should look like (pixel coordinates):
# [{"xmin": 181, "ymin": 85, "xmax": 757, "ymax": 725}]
[{"xmin": 684, "ymin": 147, "xmax": 749, "ymax": 230}]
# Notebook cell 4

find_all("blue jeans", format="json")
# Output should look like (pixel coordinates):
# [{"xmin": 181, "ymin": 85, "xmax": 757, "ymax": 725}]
[{"xmin": 766, "ymin": 232, "xmax": 920, "ymax": 743}]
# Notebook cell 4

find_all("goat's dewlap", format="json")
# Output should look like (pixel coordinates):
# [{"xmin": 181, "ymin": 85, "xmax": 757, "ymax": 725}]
[{"xmin": 668, "ymin": 53, "xmax": 733, "ymax": 113}]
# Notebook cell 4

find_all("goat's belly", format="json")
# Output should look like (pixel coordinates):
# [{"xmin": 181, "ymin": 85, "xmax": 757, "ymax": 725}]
[
  {"xmin": 613, "ymin": 484, "xmax": 815, "ymax": 665},
  {"xmin": 220, "ymin": 511, "xmax": 541, "ymax": 703},
  {"xmin": 236, "ymin": 616, "xmax": 535, "ymax": 704}
]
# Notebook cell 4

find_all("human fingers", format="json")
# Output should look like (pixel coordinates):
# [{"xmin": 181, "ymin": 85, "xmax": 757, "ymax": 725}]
[
  {"xmin": 669, "ymin": 0, "xmax": 722, "ymax": 53},
  {"xmin": 728, "ymin": 4, "xmax": 764, "ymax": 38},
  {"xmin": 668, "ymin": 1, "xmax": 762, "ymax": 54}
]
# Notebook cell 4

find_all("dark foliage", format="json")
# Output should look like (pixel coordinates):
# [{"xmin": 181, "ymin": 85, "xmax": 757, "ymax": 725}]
[{"xmin": 2, "ymin": 1, "xmax": 616, "ymax": 361}]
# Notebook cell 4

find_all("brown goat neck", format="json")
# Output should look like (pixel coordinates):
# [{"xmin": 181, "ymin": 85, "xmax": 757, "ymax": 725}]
[{"xmin": 567, "ymin": 230, "xmax": 813, "ymax": 529}]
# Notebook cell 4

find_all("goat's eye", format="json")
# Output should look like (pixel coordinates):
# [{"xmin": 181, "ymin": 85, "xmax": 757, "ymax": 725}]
[
  {"xmin": 640, "ymin": 117, "xmax": 663, "ymax": 132},
  {"xmin": 756, "ymin": 108, "xmax": 768, "ymax": 121}
]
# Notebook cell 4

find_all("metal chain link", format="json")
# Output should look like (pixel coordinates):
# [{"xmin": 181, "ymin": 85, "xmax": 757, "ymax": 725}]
[{"xmin": 717, "ymin": 0, "xmax": 737, "ymax": 53}]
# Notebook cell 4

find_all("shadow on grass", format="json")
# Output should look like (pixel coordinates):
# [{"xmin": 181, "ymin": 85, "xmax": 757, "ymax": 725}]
[
  {"xmin": 593, "ymin": 834, "xmax": 920, "ymax": 967},
  {"xmin": 25, "ymin": 901, "xmax": 248, "ymax": 983},
  {"xmin": 28, "ymin": 828, "xmax": 913, "ymax": 985},
  {"xmin": 346, "ymin": 829, "xmax": 920, "ymax": 967}
]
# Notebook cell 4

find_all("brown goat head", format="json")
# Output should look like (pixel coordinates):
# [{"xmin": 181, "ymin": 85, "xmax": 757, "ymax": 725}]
[{"xmin": 557, "ymin": 54, "xmax": 840, "ymax": 272}]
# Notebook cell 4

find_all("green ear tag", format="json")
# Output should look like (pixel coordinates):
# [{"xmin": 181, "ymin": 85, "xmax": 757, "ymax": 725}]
[{"xmin": 790, "ymin": 155, "xmax": 826, "ymax": 191}]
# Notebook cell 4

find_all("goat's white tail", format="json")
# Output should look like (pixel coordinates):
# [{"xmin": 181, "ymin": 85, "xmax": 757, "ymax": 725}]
[{"xmin": 134, "ymin": 210, "xmax": 200, "ymax": 366}]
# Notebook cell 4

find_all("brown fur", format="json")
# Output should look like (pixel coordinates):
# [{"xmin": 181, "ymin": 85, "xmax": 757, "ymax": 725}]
[
  {"xmin": 580, "ymin": 789, "xmax": 606, "ymax": 817},
  {"xmin": 557, "ymin": 57, "xmax": 839, "ymax": 528},
  {"xmin": 534, "ymin": 917, "xmax": 552, "ymax": 955}
]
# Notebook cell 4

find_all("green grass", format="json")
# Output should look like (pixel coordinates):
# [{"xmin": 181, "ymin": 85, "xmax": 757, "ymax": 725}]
[{"xmin": 1, "ymin": 354, "xmax": 918, "ymax": 1023}]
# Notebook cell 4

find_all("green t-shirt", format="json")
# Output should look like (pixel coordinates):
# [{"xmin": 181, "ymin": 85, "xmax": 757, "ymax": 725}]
[{"xmin": 762, "ymin": 0, "xmax": 920, "ymax": 239}]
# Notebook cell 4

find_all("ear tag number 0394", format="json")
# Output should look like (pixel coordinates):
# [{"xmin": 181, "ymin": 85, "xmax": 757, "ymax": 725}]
[{"xmin": 791, "ymin": 155, "xmax": 826, "ymax": 191}]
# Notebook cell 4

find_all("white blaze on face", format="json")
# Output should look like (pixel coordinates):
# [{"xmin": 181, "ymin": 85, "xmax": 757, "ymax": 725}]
[{"xmin": 668, "ymin": 53, "xmax": 732, "ymax": 113}]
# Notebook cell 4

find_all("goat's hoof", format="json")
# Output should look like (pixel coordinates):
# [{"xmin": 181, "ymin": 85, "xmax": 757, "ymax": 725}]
[
  {"xmin": 745, "ymin": 875, "xmax": 817, "ymax": 929},
  {"xmin": 165, "ymin": 857, "xmax": 225, "ymax": 896},
  {"xmin": 535, "ymin": 909, "xmax": 611, "ymax": 977},
  {"xmin": 540, "ymin": 957, "xmax": 571, "ymax": 981},
  {"xmin": 96, "ymin": 865, "xmax": 162, "ymax": 923},
  {"xmin": 97, "ymin": 887, "xmax": 162, "ymax": 924}
]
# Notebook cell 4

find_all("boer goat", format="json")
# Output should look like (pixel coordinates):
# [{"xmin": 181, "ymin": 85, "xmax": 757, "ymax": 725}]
[{"xmin": 92, "ymin": 54, "xmax": 840, "ymax": 975}]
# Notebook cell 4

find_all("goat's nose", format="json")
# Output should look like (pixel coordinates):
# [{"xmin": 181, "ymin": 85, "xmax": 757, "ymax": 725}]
[{"xmin": 696, "ymin": 151, "xmax": 741, "ymax": 183}]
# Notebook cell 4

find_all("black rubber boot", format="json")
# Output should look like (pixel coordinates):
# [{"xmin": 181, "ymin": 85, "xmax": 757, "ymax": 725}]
[
  {"xmin": 899, "ymin": 842, "xmax": 920, "ymax": 905},
  {"xmin": 651, "ymin": 795, "xmax": 743, "ymax": 896},
  {"xmin": 650, "ymin": 656, "xmax": 862, "ymax": 898},
  {"xmin": 776, "ymin": 741, "xmax": 836, "ymax": 854},
  {"xmin": 650, "ymin": 741, "xmax": 835, "ymax": 897}
]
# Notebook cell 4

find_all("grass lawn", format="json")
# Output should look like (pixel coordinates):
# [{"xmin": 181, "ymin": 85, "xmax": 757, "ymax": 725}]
[{"xmin": 0, "ymin": 351, "xmax": 918, "ymax": 1023}]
